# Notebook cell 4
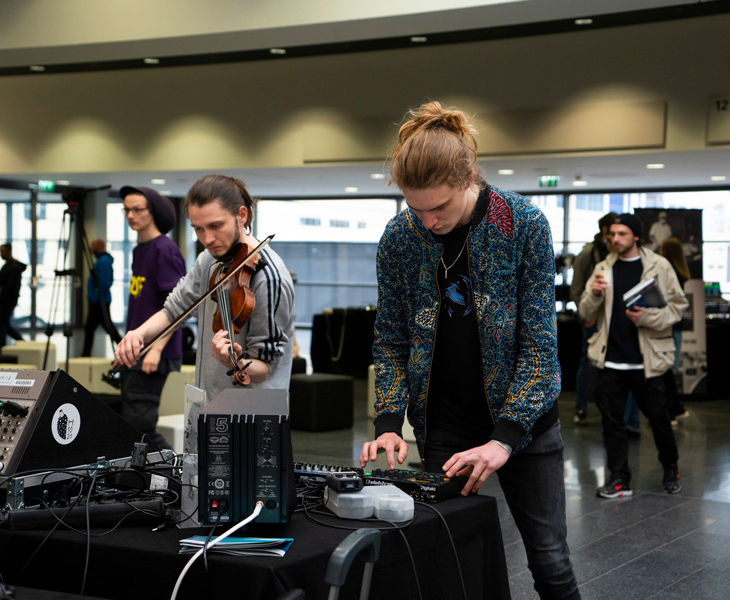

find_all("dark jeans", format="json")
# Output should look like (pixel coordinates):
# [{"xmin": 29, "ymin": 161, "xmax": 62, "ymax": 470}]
[
  {"xmin": 424, "ymin": 422, "xmax": 580, "ymax": 600},
  {"xmin": 121, "ymin": 359, "xmax": 180, "ymax": 451},
  {"xmin": 0, "ymin": 306, "xmax": 15, "ymax": 348},
  {"xmin": 595, "ymin": 368, "xmax": 679, "ymax": 482},
  {"xmin": 82, "ymin": 302, "xmax": 122, "ymax": 356},
  {"xmin": 574, "ymin": 324, "xmax": 596, "ymax": 413}
]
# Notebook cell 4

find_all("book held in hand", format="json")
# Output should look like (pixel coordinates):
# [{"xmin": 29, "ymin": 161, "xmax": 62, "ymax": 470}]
[{"xmin": 623, "ymin": 277, "xmax": 666, "ymax": 309}]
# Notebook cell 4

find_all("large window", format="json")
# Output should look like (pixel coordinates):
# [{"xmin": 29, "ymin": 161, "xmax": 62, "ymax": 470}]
[
  {"xmin": 3, "ymin": 184, "xmax": 729, "ymax": 363},
  {"xmin": 566, "ymin": 190, "xmax": 730, "ymax": 297},
  {"xmin": 256, "ymin": 199, "xmax": 398, "ymax": 327}
]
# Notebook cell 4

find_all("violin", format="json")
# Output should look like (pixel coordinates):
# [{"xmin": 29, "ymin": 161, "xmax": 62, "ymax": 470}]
[
  {"xmin": 103, "ymin": 235, "xmax": 274, "ymax": 389},
  {"xmin": 209, "ymin": 242, "xmax": 259, "ymax": 386}
]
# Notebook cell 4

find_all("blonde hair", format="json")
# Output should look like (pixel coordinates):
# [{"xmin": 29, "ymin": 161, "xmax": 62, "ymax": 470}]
[
  {"xmin": 388, "ymin": 101, "xmax": 483, "ymax": 191},
  {"xmin": 660, "ymin": 237, "xmax": 690, "ymax": 281}
]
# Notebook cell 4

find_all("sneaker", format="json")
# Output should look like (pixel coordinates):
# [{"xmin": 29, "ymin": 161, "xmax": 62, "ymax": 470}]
[
  {"xmin": 597, "ymin": 479, "xmax": 633, "ymax": 499},
  {"xmin": 663, "ymin": 464, "xmax": 682, "ymax": 494},
  {"xmin": 573, "ymin": 410, "xmax": 587, "ymax": 426}
]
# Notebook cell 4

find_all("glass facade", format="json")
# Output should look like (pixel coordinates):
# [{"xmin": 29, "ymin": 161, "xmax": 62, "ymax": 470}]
[{"xmin": 2, "ymin": 185, "xmax": 729, "ymax": 363}]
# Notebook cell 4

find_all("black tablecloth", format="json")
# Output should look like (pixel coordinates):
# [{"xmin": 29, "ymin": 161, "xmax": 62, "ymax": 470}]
[{"xmin": 1, "ymin": 495, "xmax": 510, "ymax": 600}]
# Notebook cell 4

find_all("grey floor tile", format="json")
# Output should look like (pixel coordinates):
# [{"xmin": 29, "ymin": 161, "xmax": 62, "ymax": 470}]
[{"xmin": 291, "ymin": 383, "xmax": 730, "ymax": 600}]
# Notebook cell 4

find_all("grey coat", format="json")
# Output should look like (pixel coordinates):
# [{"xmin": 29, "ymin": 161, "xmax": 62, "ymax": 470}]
[{"xmin": 578, "ymin": 246, "xmax": 688, "ymax": 378}]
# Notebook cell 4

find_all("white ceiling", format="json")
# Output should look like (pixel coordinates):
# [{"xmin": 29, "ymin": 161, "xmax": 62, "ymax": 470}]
[{"xmin": 2, "ymin": 0, "xmax": 728, "ymax": 198}]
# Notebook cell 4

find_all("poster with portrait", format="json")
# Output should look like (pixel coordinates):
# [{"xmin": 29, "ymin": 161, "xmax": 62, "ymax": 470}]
[
  {"xmin": 635, "ymin": 208, "xmax": 705, "ymax": 395},
  {"xmin": 635, "ymin": 208, "xmax": 703, "ymax": 278}
]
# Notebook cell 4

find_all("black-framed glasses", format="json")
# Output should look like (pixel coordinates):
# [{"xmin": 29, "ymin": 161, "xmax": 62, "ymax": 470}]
[{"xmin": 122, "ymin": 207, "xmax": 148, "ymax": 216}]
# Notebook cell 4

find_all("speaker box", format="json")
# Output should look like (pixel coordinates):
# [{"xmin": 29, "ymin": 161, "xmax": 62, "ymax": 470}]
[
  {"xmin": 198, "ymin": 388, "xmax": 296, "ymax": 525},
  {"xmin": 0, "ymin": 368, "xmax": 143, "ymax": 478}
]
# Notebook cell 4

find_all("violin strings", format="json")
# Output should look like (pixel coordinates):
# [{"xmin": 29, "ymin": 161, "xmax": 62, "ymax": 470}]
[{"xmin": 218, "ymin": 286, "xmax": 238, "ymax": 367}]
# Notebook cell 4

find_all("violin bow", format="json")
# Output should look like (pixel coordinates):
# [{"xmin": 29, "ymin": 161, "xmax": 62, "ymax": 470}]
[{"xmin": 103, "ymin": 234, "xmax": 274, "ymax": 386}]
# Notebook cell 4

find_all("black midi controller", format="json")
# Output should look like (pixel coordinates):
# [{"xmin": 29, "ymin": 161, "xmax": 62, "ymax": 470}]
[{"xmin": 294, "ymin": 463, "xmax": 467, "ymax": 503}]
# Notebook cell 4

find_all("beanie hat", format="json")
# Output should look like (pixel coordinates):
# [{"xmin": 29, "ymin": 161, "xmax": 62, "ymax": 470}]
[
  {"xmin": 120, "ymin": 185, "xmax": 176, "ymax": 234},
  {"xmin": 613, "ymin": 213, "xmax": 643, "ymax": 239}
]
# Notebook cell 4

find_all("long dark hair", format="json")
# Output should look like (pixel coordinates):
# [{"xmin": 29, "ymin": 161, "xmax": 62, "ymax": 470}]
[{"xmin": 185, "ymin": 174, "xmax": 257, "ymax": 231}]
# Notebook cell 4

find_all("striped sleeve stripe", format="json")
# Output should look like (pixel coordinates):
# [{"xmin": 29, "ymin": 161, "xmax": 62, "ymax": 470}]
[{"xmin": 258, "ymin": 248, "xmax": 284, "ymax": 362}]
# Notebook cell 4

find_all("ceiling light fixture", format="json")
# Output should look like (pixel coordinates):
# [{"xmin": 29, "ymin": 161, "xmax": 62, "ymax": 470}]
[
  {"xmin": 646, "ymin": 163, "xmax": 665, "ymax": 169},
  {"xmin": 370, "ymin": 173, "xmax": 386, "ymax": 180},
  {"xmin": 269, "ymin": 48, "xmax": 287, "ymax": 55},
  {"xmin": 29, "ymin": 65, "xmax": 45, "ymax": 72},
  {"xmin": 410, "ymin": 36, "xmax": 428, "ymax": 43},
  {"xmin": 160, "ymin": 190, "xmax": 172, "ymax": 196},
  {"xmin": 572, "ymin": 180, "xmax": 588, "ymax": 187},
  {"xmin": 497, "ymin": 169, "xmax": 514, "ymax": 175},
  {"xmin": 345, "ymin": 187, "xmax": 358, "ymax": 193},
  {"xmin": 56, "ymin": 180, "xmax": 70, "ymax": 186},
  {"xmin": 151, "ymin": 178, "xmax": 166, "ymax": 185},
  {"xmin": 143, "ymin": 58, "xmax": 160, "ymax": 65},
  {"xmin": 711, "ymin": 176, "xmax": 727, "ymax": 181},
  {"xmin": 574, "ymin": 18, "xmax": 593, "ymax": 26}
]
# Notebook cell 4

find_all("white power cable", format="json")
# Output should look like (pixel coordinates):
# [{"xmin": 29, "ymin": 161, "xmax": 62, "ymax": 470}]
[{"xmin": 170, "ymin": 501, "xmax": 264, "ymax": 600}]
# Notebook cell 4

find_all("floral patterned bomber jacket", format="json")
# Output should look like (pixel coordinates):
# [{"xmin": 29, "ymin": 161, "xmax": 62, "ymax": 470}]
[{"xmin": 372, "ymin": 185, "xmax": 561, "ymax": 456}]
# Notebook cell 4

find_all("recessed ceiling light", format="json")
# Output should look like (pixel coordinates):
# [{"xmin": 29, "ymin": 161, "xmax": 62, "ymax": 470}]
[
  {"xmin": 646, "ymin": 163, "xmax": 665, "ymax": 169},
  {"xmin": 711, "ymin": 176, "xmax": 727, "ymax": 181},
  {"xmin": 410, "ymin": 36, "xmax": 428, "ymax": 43},
  {"xmin": 29, "ymin": 65, "xmax": 45, "ymax": 72},
  {"xmin": 160, "ymin": 190, "xmax": 171, "ymax": 195},
  {"xmin": 370, "ymin": 173, "xmax": 386, "ymax": 180},
  {"xmin": 497, "ymin": 169, "xmax": 514, "ymax": 175},
  {"xmin": 572, "ymin": 180, "xmax": 588, "ymax": 187},
  {"xmin": 269, "ymin": 48, "xmax": 287, "ymax": 55},
  {"xmin": 56, "ymin": 180, "xmax": 70, "ymax": 185},
  {"xmin": 574, "ymin": 18, "xmax": 593, "ymax": 26},
  {"xmin": 143, "ymin": 58, "xmax": 160, "ymax": 65},
  {"xmin": 151, "ymin": 178, "xmax": 166, "ymax": 185},
  {"xmin": 345, "ymin": 187, "xmax": 359, "ymax": 193}
]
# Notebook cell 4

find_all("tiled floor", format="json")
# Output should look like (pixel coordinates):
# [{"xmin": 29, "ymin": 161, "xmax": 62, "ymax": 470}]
[{"xmin": 291, "ymin": 380, "xmax": 730, "ymax": 600}]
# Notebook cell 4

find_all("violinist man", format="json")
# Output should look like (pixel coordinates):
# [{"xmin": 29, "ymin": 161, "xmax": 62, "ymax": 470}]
[
  {"xmin": 119, "ymin": 186, "xmax": 187, "ymax": 450},
  {"xmin": 115, "ymin": 174, "xmax": 295, "ymax": 403}
]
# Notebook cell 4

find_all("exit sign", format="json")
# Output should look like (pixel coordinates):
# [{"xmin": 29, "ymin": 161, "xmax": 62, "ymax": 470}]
[
  {"xmin": 539, "ymin": 175, "xmax": 560, "ymax": 188},
  {"xmin": 38, "ymin": 180, "xmax": 55, "ymax": 192}
]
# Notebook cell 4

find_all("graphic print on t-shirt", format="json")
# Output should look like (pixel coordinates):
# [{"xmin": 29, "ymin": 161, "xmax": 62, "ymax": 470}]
[
  {"xmin": 129, "ymin": 275, "xmax": 146, "ymax": 298},
  {"xmin": 442, "ymin": 274, "xmax": 473, "ymax": 317}
]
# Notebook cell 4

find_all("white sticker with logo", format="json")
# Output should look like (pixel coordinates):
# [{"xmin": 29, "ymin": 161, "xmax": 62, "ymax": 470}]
[
  {"xmin": 52, "ymin": 403, "xmax": 81, "ymax": 445},
  {"xmin": 0, "ymin": 372, "xmax": 17, "ymax": 385},
  {"xmin": 149, "ymin": 474, "xmax": 168, "ymax": 491}
]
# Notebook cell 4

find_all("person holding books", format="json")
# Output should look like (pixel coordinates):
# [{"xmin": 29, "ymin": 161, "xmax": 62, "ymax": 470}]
[{"xmin": 579, "ymin": 213, "xmax": 688, "ymax": 498}]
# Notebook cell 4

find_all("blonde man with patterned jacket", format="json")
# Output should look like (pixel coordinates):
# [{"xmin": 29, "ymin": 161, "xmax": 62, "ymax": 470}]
[{"xmin": 579, "ymin": 213, "xmax": 688, "ymax": 498}]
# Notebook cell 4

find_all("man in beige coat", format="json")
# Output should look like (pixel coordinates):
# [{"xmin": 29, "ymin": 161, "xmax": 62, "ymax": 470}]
[{"xmin": 579, "ymin": 213, "xmax": 688, "ymax": 498}]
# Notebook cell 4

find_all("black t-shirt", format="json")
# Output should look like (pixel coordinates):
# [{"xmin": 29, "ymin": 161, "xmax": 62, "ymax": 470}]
[
  {"xmin": 427, "ymin": 218, "xmax": 492, "ymax": 443},
  {"xmin": 605, "ymin": 257, "xmax": 643, "ymax": 364}
]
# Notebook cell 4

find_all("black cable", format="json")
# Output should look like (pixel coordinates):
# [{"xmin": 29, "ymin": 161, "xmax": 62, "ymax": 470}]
[
  {"xmin": 202, "ymin": 511, "xmax": 223, "ymax": 598},
  {"xmin": 169, "ymin": 504, "xmax": 199, "ymax": 527},
  {"xmin": 33, "ymin": 497, "xmax": 163, "ymax": 537},
  {"xmin": 16, "ymin": 491, "xmax": 84, "ymax": 578},
  {"xmin": 395, "ymin": 527, "xmax": 423, "ymax": 600},
  {"xmin": 416, "ymin": 502, "xmax": 468, "ymax": 600},
  {"xmin": 141, "ymin": 434, "xmax": 176, "ymax": 465},
  {"xmin": 300, "ymin": 497, "xmax": 422, "ymax": 600},
  {"xmin": 0, "ymin": 465, "xmax": 96, "ymax": 487},
  {"xmin": 79, "ymin": 470, "xmax": 100, "ymax": 596}
]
